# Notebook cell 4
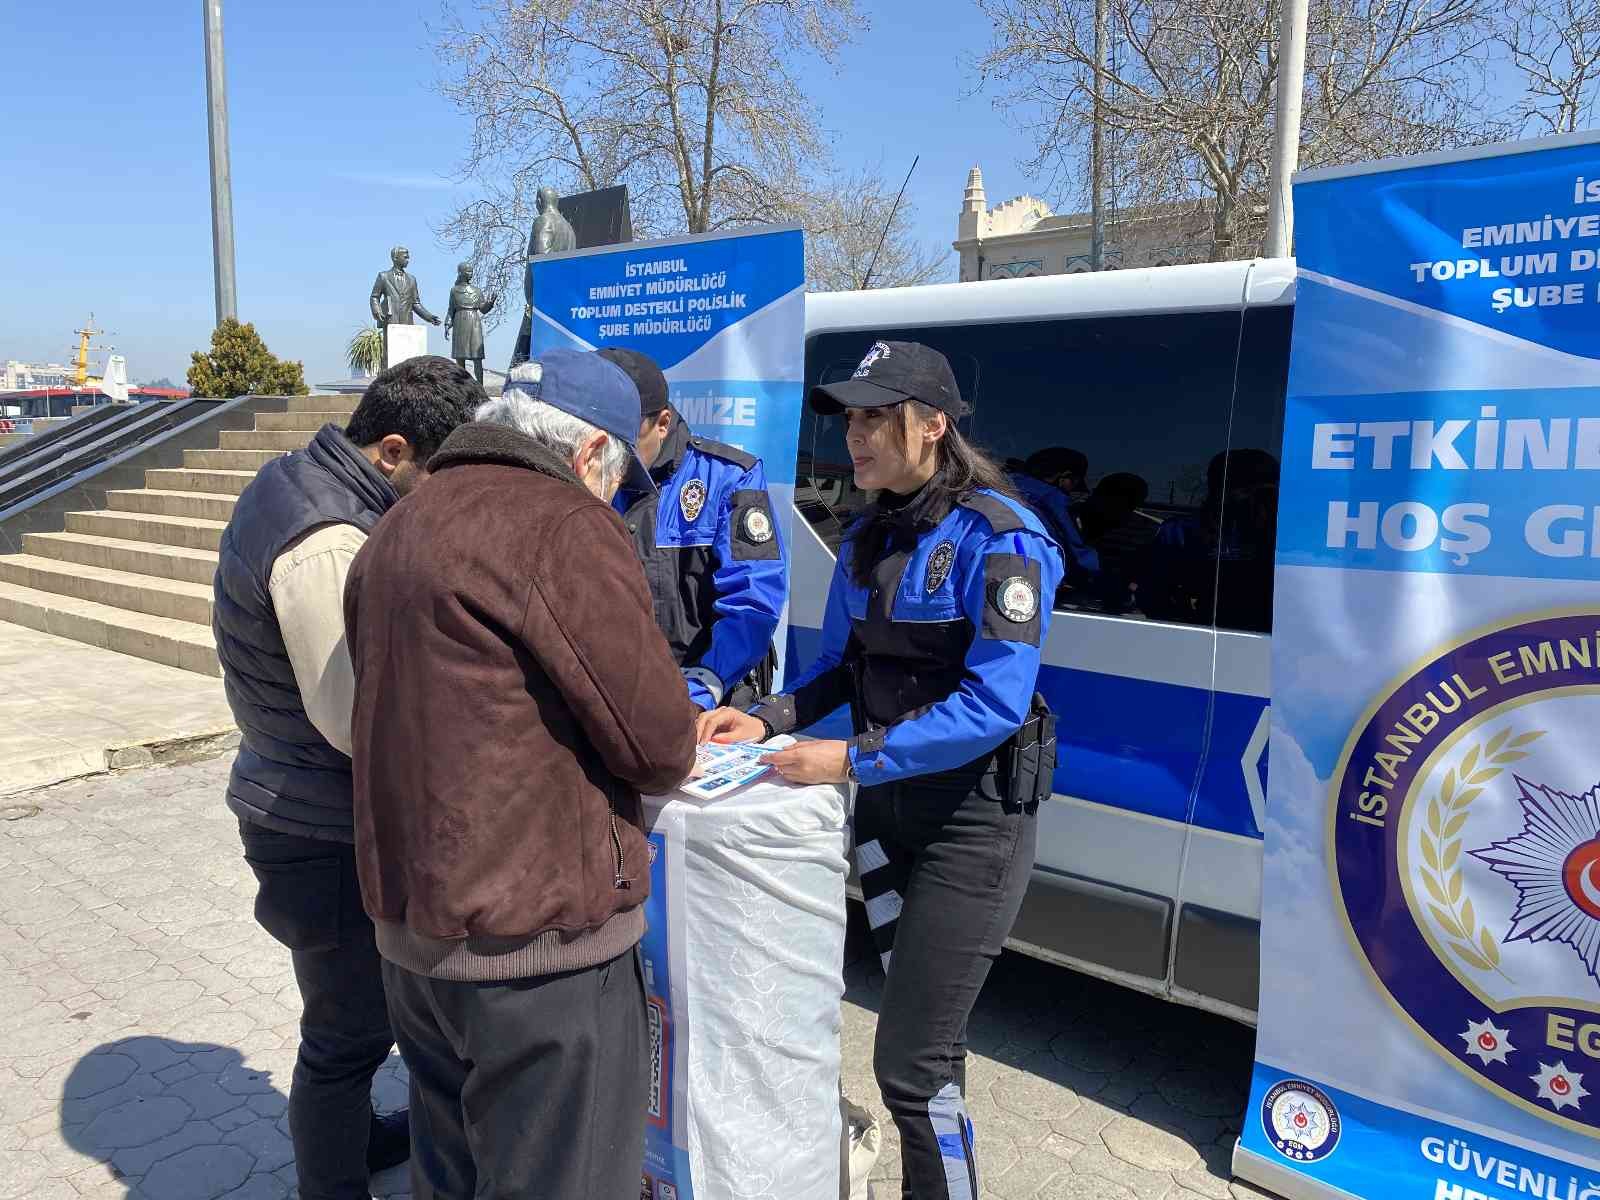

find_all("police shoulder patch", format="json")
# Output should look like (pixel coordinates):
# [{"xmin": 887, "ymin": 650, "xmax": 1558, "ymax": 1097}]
[
  {"xmin": 925, "ymin": 540, "xmax": 957, "ymax": 594},
  {"xmin": 730, "ymin": 489, "xmax": 781, "ymax": 561},
  {"xmin": 679, "ymin": 479, "xmax": 708, "ymax": 521},
  {"xmin": 742, "ymin": 506, "xmax": 774, "ymax": 543},
  {"xmin": 980, "ymin": 552, "xmax": 1043, "ymax": 644},
  {"xmin": 990, "ymin": 576, "xmax": 1039, "ymax": 623}
]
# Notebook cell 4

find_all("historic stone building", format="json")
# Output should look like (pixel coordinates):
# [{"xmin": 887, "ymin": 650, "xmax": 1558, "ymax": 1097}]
[{"xmin": 953, "ymin": 166, "xmax": 1212, "ymax": 282}]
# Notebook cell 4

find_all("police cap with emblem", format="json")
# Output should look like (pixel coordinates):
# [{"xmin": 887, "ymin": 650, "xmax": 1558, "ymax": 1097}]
[
  {"xmin": 597, "ymin": 346, "xmax": 670, "ymax": 417},
  {"xmin": 808, "ymin": 340, "xmax": 969, "ymax": 419},
  {"xmin": 502, "ymin": 348, "xmax": 656, "ymax": 493}
]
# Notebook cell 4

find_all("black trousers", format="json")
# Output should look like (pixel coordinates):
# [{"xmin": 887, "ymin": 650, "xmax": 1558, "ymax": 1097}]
[
  {"xmin": 382, "ymin": 948, "xmax": 650, "ymax": 1200},
  {"xmin": 238, "ymin": 820, "xmax": 398, "ymax": 1200},
  {"xmin": 854, "ymin": 756, "xmax": 1036, "ymax": 1200}
]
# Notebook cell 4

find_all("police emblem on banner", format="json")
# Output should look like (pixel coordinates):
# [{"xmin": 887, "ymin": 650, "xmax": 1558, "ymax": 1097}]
[
  {"xmin": 742, "ymin": 507, "xmax": 773, "ymax": 543},
  {"xmin": 1259, "ymin": 1079, "xmax": 1341, "ymax": 1162},
  {"xmin": 925, "ymin": 540, "xmax": 956, "ymax": 593},
  {"xmin": 679, "ymin": 479, "xmax": 707, "ymax": 522},
  {"xmin": 1330, "ymin": 610, "xmax": 1600, "ymax": 1135}
]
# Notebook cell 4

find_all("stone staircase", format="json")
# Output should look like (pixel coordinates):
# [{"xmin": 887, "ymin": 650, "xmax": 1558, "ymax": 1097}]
[{"xmin": 0, "ymin": 395, "xmax": 359, "ymax": 676}]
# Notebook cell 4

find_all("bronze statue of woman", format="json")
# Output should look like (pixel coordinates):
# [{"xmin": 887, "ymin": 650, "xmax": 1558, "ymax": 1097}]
[{"xmin": 446, "ymin": 263, "xmax": 497, "ymax": 383}]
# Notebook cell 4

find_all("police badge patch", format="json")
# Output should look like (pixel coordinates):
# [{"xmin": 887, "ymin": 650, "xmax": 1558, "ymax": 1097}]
[
  {"xmin": 679, "ymin": 479, "xmax": 707, "ymax": 522},
  {"xmin": 991, "ymin": 576, "xmax": 1039, "ymax": 623},
  {"xmin": 742, "ymin": 507, "xmax": 773, "ymax": 543},
  {"xmin": 925, "ymin": 540, "xmax": 956, "ymax": 593}
]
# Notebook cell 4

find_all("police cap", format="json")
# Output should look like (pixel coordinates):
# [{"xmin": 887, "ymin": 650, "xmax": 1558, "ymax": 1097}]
[
  {"xmin": 809, "ymin": 340, "xmax": 968, "ymax": 419},
  {"xmin": 598, "ymin": 347, "xmax": 670, "ymax": 417}
]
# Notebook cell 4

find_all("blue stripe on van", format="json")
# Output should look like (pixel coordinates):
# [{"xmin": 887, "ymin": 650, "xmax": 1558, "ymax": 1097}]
[
  {"xmin": 785, "ymin": 623, "xmax": 1267, "ymax": 839},
  {"xmin": 1192, "ymin": 690, "xmax": 1271, "ymax": 839}
]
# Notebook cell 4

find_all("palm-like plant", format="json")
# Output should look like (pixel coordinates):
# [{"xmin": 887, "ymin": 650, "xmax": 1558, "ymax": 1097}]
[{"xmin": 346, "ymin": 327, "xmax": 385, "ymax": 377}]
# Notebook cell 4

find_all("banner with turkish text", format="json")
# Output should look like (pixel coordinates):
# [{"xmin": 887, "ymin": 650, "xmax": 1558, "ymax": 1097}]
[{"xmin": 1236, "ymin": 132, "xmax": 1600, "ymax": 1200}]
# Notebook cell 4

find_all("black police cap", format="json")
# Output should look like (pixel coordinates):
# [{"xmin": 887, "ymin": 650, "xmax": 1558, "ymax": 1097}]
[
  {"xmin": 598, "ymin": 346, "xmax": 670, "ymax": 417},
  {"xmin": 809, "ymin": 340, "xmax": 968, "ymax": 419}
]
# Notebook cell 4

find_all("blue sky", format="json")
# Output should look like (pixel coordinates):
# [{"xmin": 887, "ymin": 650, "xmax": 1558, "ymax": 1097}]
[{"xmin": 0, "ymin": 0, "xmax": 1033, "ymax": 387}]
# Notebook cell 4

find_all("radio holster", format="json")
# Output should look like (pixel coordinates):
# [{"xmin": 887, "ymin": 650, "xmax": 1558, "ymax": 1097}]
[{"xmin": 1004, "ymin": 692, "xmax": 1058, "ymax": 812}]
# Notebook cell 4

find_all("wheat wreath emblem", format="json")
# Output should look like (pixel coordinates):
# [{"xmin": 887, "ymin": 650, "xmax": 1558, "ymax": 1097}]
[{"xmin": 1418, "ymin": 727, "xmax": 1545, "ymax": 983}]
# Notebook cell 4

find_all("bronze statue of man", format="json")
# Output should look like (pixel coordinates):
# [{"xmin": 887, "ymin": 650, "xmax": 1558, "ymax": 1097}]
[
  {"xmin": 370, "ymin": 246, "xmax": 441, "ymax": 338},
  {"xmin": 528, "ymin": 187, "xmax": 577, "ymax": 259},
  {"xmin": 511, "ymin": 187, "xmax": 580, "ymax": 366},
  {"xmin": 447, "ymin": 263, "xmax": 497, "ymax": 383}
]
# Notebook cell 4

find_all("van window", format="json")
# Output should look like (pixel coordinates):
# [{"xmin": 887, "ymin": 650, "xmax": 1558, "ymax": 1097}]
[
  {"xmin": 799, "ymin": 312, "xmax": 1242, "ymax": 625},
  {"xmin": 1212, "ymin": 303, "xmax": 1292, "ymax": 634}
]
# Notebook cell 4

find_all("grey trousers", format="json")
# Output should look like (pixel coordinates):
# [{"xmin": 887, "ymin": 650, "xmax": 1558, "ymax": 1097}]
[{"xmin": 382, "ymin": 948, "xmax": 650, "ymax": 1200}]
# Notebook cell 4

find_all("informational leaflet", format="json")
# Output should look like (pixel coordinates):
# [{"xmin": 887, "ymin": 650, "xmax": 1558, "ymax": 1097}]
[
  {"xmin": 683, "ymin": 739, "xmax": 786, "ymax": 802},
  {"xmin": 1234, "ymin": 131, "xmax": 1600, "ymax": 1200}
]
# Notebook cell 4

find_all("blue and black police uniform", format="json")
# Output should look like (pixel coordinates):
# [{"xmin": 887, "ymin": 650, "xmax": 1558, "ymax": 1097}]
[
  {"xmin": 602, "ymin": 348, "xmax": 788, "ymax": 711},
  {"xmin": 749, "ymin": 341, "xmax": 1061, "ymax": 1200}
]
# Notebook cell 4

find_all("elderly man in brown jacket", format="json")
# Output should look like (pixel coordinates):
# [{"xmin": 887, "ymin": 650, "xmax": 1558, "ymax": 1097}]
[{"xmin": 344, "ymin": 348, "xmax": 698, "ymax": 1200}]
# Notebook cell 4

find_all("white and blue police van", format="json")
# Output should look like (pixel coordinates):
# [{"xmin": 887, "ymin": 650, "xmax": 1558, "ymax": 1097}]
[{"xmin": 791, "ymin": 258, "xmax": 1296, "ymax": 1025}]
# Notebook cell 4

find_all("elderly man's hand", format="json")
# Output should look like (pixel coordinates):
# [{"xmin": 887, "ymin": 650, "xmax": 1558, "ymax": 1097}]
[
  {"xmin": 759, "ymin": 739, "xmax": 850, "ymax": 785},
  {"xmin": 697, "ymin": 707, "xmax": 766, "ymax": 744}
]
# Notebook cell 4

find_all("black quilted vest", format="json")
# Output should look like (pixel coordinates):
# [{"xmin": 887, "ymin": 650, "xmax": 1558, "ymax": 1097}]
[{"xmin": 214, "ymin": 424, "xmax": 395, "ymax": 841}]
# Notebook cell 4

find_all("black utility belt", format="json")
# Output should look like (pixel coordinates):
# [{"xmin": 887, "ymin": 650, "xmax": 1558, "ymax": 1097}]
[{"xmin": 1004, "ymin": 692, "xmax": 1058, "ymax": 811}]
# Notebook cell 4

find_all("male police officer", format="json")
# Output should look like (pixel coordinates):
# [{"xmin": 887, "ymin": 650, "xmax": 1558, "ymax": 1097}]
[{"xmin": 600, "ymin": 347, "xmax": 787, "ymax": 710}]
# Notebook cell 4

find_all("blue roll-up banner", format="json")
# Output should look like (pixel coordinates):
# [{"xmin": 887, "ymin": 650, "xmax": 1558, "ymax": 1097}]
[
  {"xmin": 528, "ymin": 226, "xmax": 804, "ymax": 1200},
  {"xmin": 527, "ymin": 225, "xmax": 805, "ymax": 684},
  {"xmin": 1236, "ymin": 132, "xmax": 1600, "ymax": 1199}
]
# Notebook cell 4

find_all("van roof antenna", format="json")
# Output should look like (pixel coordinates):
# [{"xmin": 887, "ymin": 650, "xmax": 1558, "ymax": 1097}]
[{"xmin": 860, "ymin": 155, "xmax": 920, "ymax": 291}]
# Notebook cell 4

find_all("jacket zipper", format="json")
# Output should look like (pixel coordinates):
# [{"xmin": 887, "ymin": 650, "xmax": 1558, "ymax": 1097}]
[{"xmin": 608, "ymin": 792, "xmax": 632, "ymax": 890}]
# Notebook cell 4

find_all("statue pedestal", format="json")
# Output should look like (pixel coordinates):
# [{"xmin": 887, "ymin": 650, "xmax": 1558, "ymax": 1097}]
[{"xmin": 385, "ymin": 324, "xmax": 428, "ymax": 369}]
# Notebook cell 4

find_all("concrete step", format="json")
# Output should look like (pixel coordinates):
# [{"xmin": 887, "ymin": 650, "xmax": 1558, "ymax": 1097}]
[
  {"xmin": 23, "ymin": 531, "xmax": 218, "ymax": 588},
  {"xmin": 0, "ymin": 553, "xmax": 212, "ymax": 626},
  {"xmin": 144, "ymin": 468, "xmax": 257, "ymax": 496},
  {"xmin": 108, "ymin": 488, "xmax": 237, "ymax": 523},
  {"xmin": 255, "ymin": 411, "xmax": 351, "ymax": 432},
  {"xmin": 183, "ymin": 448, "xmax": 286, "ymax": 472},
  {"xmin": 66, "ymin": 509, "xmax": 227, "ymax": 552},
  {"xmin": 0, "ymin": 579, "xmax": 219, "ymax": 676},
  {"xmin": 286, "ymin": 394, "xmax": 360, "ymax": 414},
  {"xmin": 218, "ymin": 429, "xmax": 315, "ymax": 452}
]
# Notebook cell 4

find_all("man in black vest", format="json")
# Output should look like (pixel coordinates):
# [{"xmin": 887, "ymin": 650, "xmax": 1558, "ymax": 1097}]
[{"xmin": 214, "ymin": 356, "xmax": 482, "ymax": 1200}]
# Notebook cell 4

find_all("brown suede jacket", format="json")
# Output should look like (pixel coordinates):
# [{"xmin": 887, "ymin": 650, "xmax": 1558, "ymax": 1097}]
[{"xmin": 344, "ymin": 421, "xmax": 698, "ymax": 981}]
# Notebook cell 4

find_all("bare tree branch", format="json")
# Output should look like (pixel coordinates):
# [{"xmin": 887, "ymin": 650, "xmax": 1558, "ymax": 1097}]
[
  {"xmin": 976, "ymin": 0, "xmax": 1498, "ymax": 260},
  {"xmin": 434, "ymin": 0, "xmax": 940, "ymax": 315},
  {"xmin": 1496, "ymin": 0, "xmax": 1600, "ymax": 134}
]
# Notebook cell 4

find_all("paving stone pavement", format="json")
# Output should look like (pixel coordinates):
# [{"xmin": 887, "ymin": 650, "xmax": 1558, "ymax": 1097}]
[{"xmin": 0, "ymin": 757, "xmax": 1282, "ymax": 1199}]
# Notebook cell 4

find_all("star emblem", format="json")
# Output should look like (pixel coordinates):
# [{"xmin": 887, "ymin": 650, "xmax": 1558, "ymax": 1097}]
[
  {"xmin": 1532, "ymin": 1061, "xmax": 1589, "ymax": 1112},
  {"xmin": 1279, "ymin": 1100, "xmax": 1323, "ymax": 1143},
  {"xmin": 1471, "ymin": 776, "xmax": 1600, "ymax": 983},
  {"xmin": 1460, "ymin": 1017, "xmax": 1514, "ymax": 1066}
]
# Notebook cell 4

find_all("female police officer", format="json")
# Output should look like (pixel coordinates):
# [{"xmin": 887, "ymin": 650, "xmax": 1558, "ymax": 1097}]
[{"xmin": 698, "ymin": 340, "xmax": 1061, "ymax": 1200}]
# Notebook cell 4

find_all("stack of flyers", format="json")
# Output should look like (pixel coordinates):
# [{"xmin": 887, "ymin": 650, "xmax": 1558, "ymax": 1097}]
[{"xmin": 682, "ymin": 736, "xmax": 793, "ymax": 801}]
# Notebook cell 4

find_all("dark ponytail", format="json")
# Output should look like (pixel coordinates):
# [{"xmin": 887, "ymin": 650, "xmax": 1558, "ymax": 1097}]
[{"xmin": 847, "ymin": 402, "xmax": 1016, "ymax": 587}]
